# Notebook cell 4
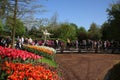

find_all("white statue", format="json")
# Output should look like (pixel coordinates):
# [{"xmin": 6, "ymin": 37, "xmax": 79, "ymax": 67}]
[
  {"xmin": 41, "ymin": 29, "xmax": 52, "ymax": 46},
  {"xmin": 42, "ymin": 29, "xmax": 52, "ymax": 38}
]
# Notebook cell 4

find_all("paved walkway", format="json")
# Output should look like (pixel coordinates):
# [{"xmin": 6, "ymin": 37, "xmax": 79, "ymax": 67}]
[
  {"xmin": 56, "ymin": 48, "xmax": 104, "ymax": 53},
  {"xmin": 56, "ymin": 48, "xmax": 120, "ymax": 53},
  {"xmin": 55, "ymin": 54, "xmax": 120, "ymax": 80}
]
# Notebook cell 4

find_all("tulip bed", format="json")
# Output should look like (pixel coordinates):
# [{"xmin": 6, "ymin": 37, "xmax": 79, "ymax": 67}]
[
  {"xmin": 0, "ymin": 61, "xmax": 61, "ymax": 80},
  {"xmin": 22, "ymin": 45, "xmax": 56, "ymax": 60},
  {"xmin": 0, "ymin": 46, "xmax": 42, "ymax": 63},
  {"xmin": 0, "ymin": 46, "xmax": 62, "ymax": 80}
]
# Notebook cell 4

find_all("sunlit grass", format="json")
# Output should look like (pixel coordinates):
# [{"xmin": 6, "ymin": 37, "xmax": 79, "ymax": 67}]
[{"xmin": 38, "ymin": 57, "xmax": 58, "ymax": 67}]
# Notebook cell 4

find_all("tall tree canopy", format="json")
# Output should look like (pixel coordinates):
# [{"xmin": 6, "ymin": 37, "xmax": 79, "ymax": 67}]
[
  {"xmin": 59, "ymin": 23, "xmax": 77, "ymax": 40},
  {"xmin": 101, "ymin": 22, "xmax": 109, "ymax": 40},
  {"xmin": 3, "ymin": 17, "xmax": 26, "ymax": 37},
  {"xmin": 77, "ymin": 26, "xmax": 87, "ymax": 40},
  {"xmin": 88, "ymin": 23, "xmax": 102, "ymax": 40},
  {"xmin": 106, "ymin": 1, "xmax": 120, "ymax": 41}
]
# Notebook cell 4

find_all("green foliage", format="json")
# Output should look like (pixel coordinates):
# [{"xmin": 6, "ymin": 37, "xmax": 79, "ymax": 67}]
[
  {"xmin": 0, "ymin": 70, "xmax": 8, "ymax": 80},
  {"xmin": 0, "ymin": 19, "xmax": 3, "ymax": 34},
  {"xmin": 40, "ymin": 58, "xmax": 58, "ymax": 67},
  {"xmin": 0, "ymin": 0, "xmax": 8, "ymax": 19},
  {"xmin": 88, "ymin": 23, "xmax": 102, "ymax": 40},
  {"xmin": 46, "ymin": 25, "xmax": 61, "ymax": 38},
  {"xmin": 59, "ymin": 23, "xmax": 77, "ymax": 40},
  {"xmin": 6, "ymin": 17, "xmax": 26, "ymax": 36},
  {"xmin": 77, "ymin": 27, "xmax": 87, "ymax": 40},
  {"xmin": 101, "ymin": 22, "xmax": 111, "ymax": 40},
  {"xmin": 70, "ymin": 23, "xmax": 78, "ymax": 30},
  {"xmin": 28, "ymin": 26, "xmax": 42, "ymax": 38},
  {"xmin": 106, "ymin": 2, "xmax": 120, "ymax": 41},
  {"xmin": 16, "ymin": 19, "xmax": 26, "ymax": 36}
]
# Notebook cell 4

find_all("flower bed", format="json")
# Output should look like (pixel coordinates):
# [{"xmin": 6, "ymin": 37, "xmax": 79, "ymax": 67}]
[
  {"xmin": 0, "ymin": 46, "xmax": 42, "ymax": 63},
  {"xmin": 23, "ymin": 45, "xmax": 56, "ymax": 60},
  {"xmin": 0, "ymin": 61, "xmax": 61, "ymax": 80},
  {"xmin": 0, "ymin": 46, "xmax": 63, "ymax": 80}
]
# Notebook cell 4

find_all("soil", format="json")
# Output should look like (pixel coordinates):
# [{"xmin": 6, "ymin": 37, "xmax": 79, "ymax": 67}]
[{"xmin": 55, "ymin": 53, "xmax": 120, "ymax": 80}]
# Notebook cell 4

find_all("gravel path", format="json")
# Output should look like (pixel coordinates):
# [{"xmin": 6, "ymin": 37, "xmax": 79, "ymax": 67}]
[{"xmin": 55, "ymin": 53, "xmax": 120, "ymax": 80}]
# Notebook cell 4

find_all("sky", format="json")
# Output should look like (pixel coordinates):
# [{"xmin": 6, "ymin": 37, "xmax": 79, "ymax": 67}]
[{"xmin": 35, "ymin": 0, "xmax": 117, "ymax": 30}]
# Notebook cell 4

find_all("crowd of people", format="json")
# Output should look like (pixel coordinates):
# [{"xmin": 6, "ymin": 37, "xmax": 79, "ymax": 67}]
[
  {"xmin": 0, "ymin": 36, "xmax": 62, "ymax": 49},
  {"xmin": 0, "ymin": 36, "xmax": 12, "ymax": 48},
  {"xmin": 66, "ymin": 39, "xmax": 120, "ymax": 53},
  {"xmin": 0, "ymin": 36, "xmax": 120, "ymax": 53}
]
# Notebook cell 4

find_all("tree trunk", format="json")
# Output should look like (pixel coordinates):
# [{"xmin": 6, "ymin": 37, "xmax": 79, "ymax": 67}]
[{"xmin": 12, "ymin": 0, "xmax": 18, "ymax": 48}]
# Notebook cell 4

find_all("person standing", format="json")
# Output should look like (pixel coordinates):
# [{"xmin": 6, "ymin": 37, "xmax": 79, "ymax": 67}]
[{"xmin": 6, "ymin": 36, "xmax": 11, "ymax": 48}]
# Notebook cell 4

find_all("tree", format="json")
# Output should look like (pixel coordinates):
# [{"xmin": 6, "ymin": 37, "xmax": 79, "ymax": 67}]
[
  {"xmin": 0, "ymin": 0, "xmax": 46, "ymax": 48},
  {"xmin": 77, "ymin": 26, "xmax": 87, "ymax": 40},
  {"xmin": 0, "ymin": 19, "xmax": 4, "ymax": 34},
  {"xmin": 48, "ymin": 12, "xmax": 58, "ymax": 28},
  {"xmin": 0, "ymin": 0, "xmax": 9, "ymax": 19},
  {"xmin": 106, "ymin": 1, "xmax": 120, "ymax": 41},
  {"xmin": 15, "ymin": 19, "xmax": 26, "ymax": 36},
  {"xmin": 88, "ymin": 23, "xmax": 102, "ymax": 40},
  {"xmin": 59, "ymin": 23, "xmax": 77, "ymax": 40},
  {"xmin": 70, "ymin": 23, "xmax": 78, "ymax": 31},
  {"xmin": 12, "ymin": 0, "xmax": 17, "ymax": 48},
  {"xmin": 101, "ymin": 22, "xmax": 110, "ymax": 40},
  {"xmin": 28, "ymin": 26, "xmax": 42, "ymax": 38}
]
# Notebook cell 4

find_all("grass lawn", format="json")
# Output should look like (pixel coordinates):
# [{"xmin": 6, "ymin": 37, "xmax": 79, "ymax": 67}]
[{"xmin": 38, "ymin": 57, "xmax": 58, "ymax": 67}]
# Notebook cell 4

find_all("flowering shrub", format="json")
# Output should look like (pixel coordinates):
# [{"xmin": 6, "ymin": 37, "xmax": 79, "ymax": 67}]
[
  {"xmin": 0, "ymin": 61, "xmax": 62, "ymax": 80},
  {"xmin": 23, "ymin": 45, "xmax": 56, "ymax": 60},
  {"xmin": 0, "ymin": 46, "xmax": 42, "ymax": 63}
]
